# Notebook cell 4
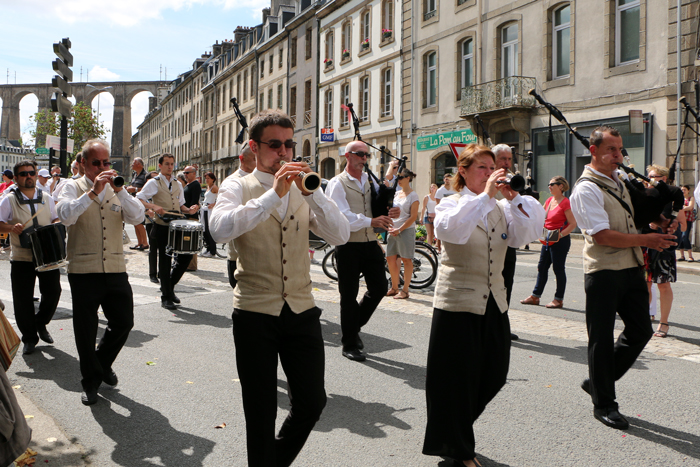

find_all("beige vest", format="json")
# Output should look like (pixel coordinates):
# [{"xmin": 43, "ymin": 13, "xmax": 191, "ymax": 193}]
[
  {"xmin": 7, "ymin": 189, "xmax": 53, "ymax": 262},
  {"xmin": 232, "ymin": 174, "xmax": 314, "ymax": 315},
  {"xmin": 152, "ymin": 175, "xmax": 182, "ymax": 226},
  {"xmin": 65, "ymin": 176, "xmax": 126, "ymax": 274},
  {"xmin": 576, "ymin": 167, "xmax": 643, "ymax": 274},
  {"xmin": 337, "ymin": 171, "xmax": 375, "ymax": 243},
  {"xmin": 433, "ymin": 194, "xmax": 509, "ymax": 314}
]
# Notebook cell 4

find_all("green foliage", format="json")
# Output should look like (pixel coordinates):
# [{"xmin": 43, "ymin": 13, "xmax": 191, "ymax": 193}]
[
  {"xmin": 415, "ymin": 224, "xmax": 427, "ymax": 241},
  {"xmin": 29, "ymin": 101, "xmax": 107, "ymax": 162}
]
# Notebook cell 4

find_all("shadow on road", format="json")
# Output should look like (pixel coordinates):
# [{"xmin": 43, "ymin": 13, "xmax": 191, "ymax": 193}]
[
  {"xmin": 15, "ymin": 347, "xmax": 82, "ymax": 394},
  {"xmin": 629, "ymin": 418, "xmax": 700, "ymax": 461},
  {"xmin": 94, "ymin": 390, "xmax": 216, "ymax": 466},
  {"xmin": 314, "ymin": 393, "xmax": 413, "ymax": 438},
  {"xmin": 512, "ymin": 338, "xmax": 588, "ymax": 366},
  {"xmin": 167, "ymin": 305, "xmax": 232, "ymax": 329},
  {"xmin": 363, "ymin": 354, "xmax": 426, "ymax": 390},
  {"xmin": 319, "ymin": 319, "xmax": 411, "ymax": 353},
  {"xmin": 437, "ymin": 455, "xmax": 512, "ymax": 466}
]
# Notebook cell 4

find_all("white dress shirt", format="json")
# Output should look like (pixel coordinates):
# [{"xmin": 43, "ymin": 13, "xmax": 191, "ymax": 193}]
[
  {"xmin": 569, "ymin": 165, "xmax": 624, "ymax": 236},
  {"xmin": 36, "ymin": 180, "xmax": 51, "ymax": 193},
  {"xmin": 0, "ymin": 187, "xmax": 58, "ymax": 223},
  {"xmin": 434, "ymin": 186, "xmax": 544, "ymax": 247},
  {"xmin": 210, "ymin": 168, "xmax": 350, "ymax": 246},
  {"xmin": 56, "ymin": 177, "xmax": 145, "ymax": 227},
  {"xmin": 234, "ymin": 168, "xmax": 251, "ymax": 178},
  {"xmin": 136, "ymin": 174, "xmax": 186, "ymax": 207},
  {"xmin": 326, "ymin": 171, "xmax": 381, "ymax": 232}
]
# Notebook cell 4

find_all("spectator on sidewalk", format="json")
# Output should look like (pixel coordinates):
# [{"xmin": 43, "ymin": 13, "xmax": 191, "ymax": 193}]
[{"xmin": 678, "ymin": 185, "xmax": 695, "ymax": 262}]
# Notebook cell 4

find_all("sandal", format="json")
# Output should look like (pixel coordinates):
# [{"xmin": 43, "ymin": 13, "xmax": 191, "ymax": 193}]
[
  {"xmin": 654, "ymin": 323, "xmax": 669, "ymax": 338},
  {"xmin": 386, "ymin": 288, "xmax": 398, "ymax": 297},
  {"xmin": 545, "ymin": 299, "xmax": 563, "ymax": 309},
  {"xmin": 393, "ymin": 290, "xmax": 409, "ymax": 300},
  {"xmin": 678, "ymin": 257, "xmax": 686, "ymax": 262},
  {"xmin": 520, "ymin": 295, "xmax": 540, "ymax": 305}
]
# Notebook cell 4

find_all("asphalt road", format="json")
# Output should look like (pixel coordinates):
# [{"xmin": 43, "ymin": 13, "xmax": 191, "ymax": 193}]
[{"xmin": 2, "ymin": 231, "xmax": 700, "ymax": 466}]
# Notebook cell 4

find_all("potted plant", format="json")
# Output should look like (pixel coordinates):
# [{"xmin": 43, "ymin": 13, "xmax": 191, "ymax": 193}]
[
  {"xmin": 342, "ymin": 49, "xmax": 350, "ymax": 59},
  {"xmin": 324, "ymin": 58, "xmax": 333, "ymax": 67},
  {"xmin": 361, "ymin": 38, "xmax": 370, "ymax": 50},
  {"xmin": 382, "ymin": 29, "xmax": 392, "ymax": 40}
]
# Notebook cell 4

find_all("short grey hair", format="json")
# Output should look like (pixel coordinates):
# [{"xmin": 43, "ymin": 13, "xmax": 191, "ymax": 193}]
[
  {"xmin": 133, "ymin": 157, "xmax": 144, "ymax": 166},
  {"xmin": 345, "ymin": 141, "xmax": 369, "ymax": 155},
  {"xmin": 491, "ymin": 144, "xmax": 512, "ymax": 156},
  {"xmin": 81, "ymin": 139, "xmax": 110, "ymax": 159}
]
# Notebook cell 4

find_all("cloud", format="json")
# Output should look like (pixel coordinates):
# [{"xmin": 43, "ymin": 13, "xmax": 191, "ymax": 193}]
[{"xmin": 88, "ymin": 66, "xmax": 120, "ymax": 82}]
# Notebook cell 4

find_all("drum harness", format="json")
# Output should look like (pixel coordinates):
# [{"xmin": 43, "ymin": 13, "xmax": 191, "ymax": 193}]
[{"xmin": 13, "ymin": 188, "xmax": 45, "ymax": 248}]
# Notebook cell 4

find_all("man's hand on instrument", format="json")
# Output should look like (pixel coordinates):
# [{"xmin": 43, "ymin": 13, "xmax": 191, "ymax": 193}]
[
  {"xmin": 10, "ymin": 223, "xmax": 23, "ymax": 235},
  {"xmin": 287, "ymin": 162, "xmax": 313, "ymax": 196},
  {"xmin": 371, "ymin": 216, "xmax": 393, "ymax": 230},
  {"xmin": 644, "ymin": 233, "xmax": 677, "ymax": 252},
  {"xmin": 273, "ymin": 162, "xmax": 303, "ymax": 198},
  {"xmin": 388, "ymin": 207, "xmax": 401, "ymax": 218},
  {"xmin": 93, "ymin": 170, "xmax": 116, "ymax": 194},
  {"xmin": 126, "ymin": 186, "xmax": 137, "ymax": 193},
  {"xmin": 153, "ymin": 205, "xmax": 165, "ymax": 216},
  {"xmin": 189, "ymin": 204, "xmax": 200, "ymax": 214}
]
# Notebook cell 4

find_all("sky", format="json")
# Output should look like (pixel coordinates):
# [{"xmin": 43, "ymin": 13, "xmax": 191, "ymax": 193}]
[{"xmin": 0, "ymin": 0, "xmax": 269, "ymax": 147}]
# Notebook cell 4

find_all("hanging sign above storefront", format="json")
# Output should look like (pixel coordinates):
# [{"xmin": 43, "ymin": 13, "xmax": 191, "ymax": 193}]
[
  {"xmin": 416, "ymin": 128, "xmax": 476, "ymax": 152},
  {"xmin": 320, "ymin": 128, "xmax": 335, "ymax": 143}
]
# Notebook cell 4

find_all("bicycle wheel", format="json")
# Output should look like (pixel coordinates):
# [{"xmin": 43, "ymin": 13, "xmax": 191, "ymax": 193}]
[
  {"xmin": 215, "ymin": 242, "xmax": 227, "ymax": 258},
  {"xmin": 415, "ymin": 240, "xmax": 439, "ymax": 266},
  {"xmin": 403, "ymin": 248, "xmax": 437, "ymax": 289},
  {"xmin": 322, "ymin": 248, "xmax": 338, "ymax": 281}
]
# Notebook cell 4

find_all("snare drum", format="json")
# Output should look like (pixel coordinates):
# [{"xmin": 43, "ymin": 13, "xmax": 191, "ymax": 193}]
[
  {"xmin": 29, "ymin": 224, "xmax": 68, "ymax": 272},
  {"xmin": 167, "ymin": 220, "xmax": 203, "ymax": 255}
]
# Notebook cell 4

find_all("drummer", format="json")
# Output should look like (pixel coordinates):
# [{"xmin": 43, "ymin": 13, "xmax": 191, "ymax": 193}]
[
  {"xmin": 137, "ymin": 154, "xmax": 199, "ymax": 310},
  {"xmin": 0, "ymin": 160, "xmax": 62, "ymax": 355}
]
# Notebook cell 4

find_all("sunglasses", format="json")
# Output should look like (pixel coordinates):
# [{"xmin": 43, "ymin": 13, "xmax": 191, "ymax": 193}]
[
  {"xmin": 397, "ymin": 175, "xmax": 410, "ymax": 180},
  {"xmin": 17, "ymin": 171, "xmax": 36, "ymax": 177},
  {"xmin": 348, "ymin": 151, "xmax": 370, "ymax": 159},
  {"xmin": 648, "ymin": 174, "xmax": 663, "ymax": 179},
  {"xmin": 548, "ymin": 182, "xmax": 561, "ymax": 187},
  {"xmin": 257, "ymin": 139, "xmax": 297, "ymax": 149},
  {"xmin": 91, "ymin": 160, "xmax": 113, "ymax": 168}
]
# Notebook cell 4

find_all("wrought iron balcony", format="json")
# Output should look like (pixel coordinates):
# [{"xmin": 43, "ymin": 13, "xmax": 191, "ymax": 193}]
[
  {"xmin": 460, "ymin": 76, "xmax": 537, "ymax": 116},
  {"xmin": 304, "ymin": 110, "xmax": 312, "ymax": 126},
  {"xmin": 290, "ymin": 114, "xmax": 297, "ymax": 127}
]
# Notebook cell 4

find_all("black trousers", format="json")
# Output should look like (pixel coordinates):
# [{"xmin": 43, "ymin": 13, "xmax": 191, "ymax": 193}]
[
  {"xmin": 202, "ymin": 210, "xmax": 217, "ymax": 254},
  {"xmin": 232, "ymin": 304, "xmax": 326, "ymax": 467},
  {"xmin": 227, "ymin": 260, "xmax": 237, "ymax": 290},
  {"xmin": 151, "ymin": 224, "xmax": 193, "ymax": 300},
  {"xmin": 146, "ymin": 222, "xmax": 157, "ymax": 278},
  {"xmin": 335, "ymin": 242, "xmax": 388, "ymax": 350},
  {"xmin": 502, "ymin": 246, "xmax": 517, "ymax": 306},
  {"xmin": 584, "ymin": 267, "xmax": 653, "ymax": 410},
  {"xmin": 10, "ymin": 261, "xmax": 61, "ymax": 344},
  {"xmin": 423, "ymin": 296, "xmax": 511, "ymax": 462},
  {"xmin": 68, "ymin": 273, "xmax": 134, "ymax": 392}
]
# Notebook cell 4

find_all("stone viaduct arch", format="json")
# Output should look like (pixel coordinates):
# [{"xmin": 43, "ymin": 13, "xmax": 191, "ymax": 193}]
[{"xmin": 0, "ymin": 81, "xmax": 161, "ymax": 170}]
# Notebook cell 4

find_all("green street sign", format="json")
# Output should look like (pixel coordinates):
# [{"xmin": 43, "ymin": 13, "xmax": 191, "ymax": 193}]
[
  {"xmin": 36, "ymin": 148, "xmax": 50, "ymax": 155},
  {"xmin": 416, "ymin": 129, "xmax": 477, "ymax": 151}
]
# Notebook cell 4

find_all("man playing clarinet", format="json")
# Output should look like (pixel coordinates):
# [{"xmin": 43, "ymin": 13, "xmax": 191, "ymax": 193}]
[{"xmin": 570, "ymin": 126, "xmax": 677, "ymax": 429}]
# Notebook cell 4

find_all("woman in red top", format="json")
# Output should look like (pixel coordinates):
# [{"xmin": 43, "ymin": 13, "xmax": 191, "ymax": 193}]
[{"xmin": 520, "ymin": 176, "xmax": 576, "ymax": 308}]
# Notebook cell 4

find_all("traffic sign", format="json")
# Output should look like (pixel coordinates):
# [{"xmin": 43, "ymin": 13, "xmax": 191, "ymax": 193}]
[
  {"xmin": 51, "ymin": 92, "xmax": 73, "ymax": 118},
  {"xmin": 45, "ymin": 135, "xmax": 74, "ymax": 153},
  {"xmin": 53, "ymin": 41, "xmax": 73, "ymax": 67},
  {"xmin": 52, "ymin": 76, "xmax": 72, "ymax": 98},
  {"xmin": 36, "ymin": 148, "xmax": 50, "ymax": 155},
  {"xmin": 52, "ymin": 59, "xmax": 73, "ymax": 82}
]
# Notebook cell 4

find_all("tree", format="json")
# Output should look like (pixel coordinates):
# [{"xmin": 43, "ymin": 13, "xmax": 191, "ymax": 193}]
[{"xmin": 29, "ymin": 102, "xmax": 107, "ymax": 162}]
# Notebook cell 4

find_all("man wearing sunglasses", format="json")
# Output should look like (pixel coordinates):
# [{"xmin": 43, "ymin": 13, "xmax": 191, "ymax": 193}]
[
  {"xmin": 56, "ymin": 139, "xmax": 145, "ymax": 406},
  {"xmin": 0, "ymin": 160, "xmax": 62, "ymax": 356},
  {"xmin": 137, "ymin": 155, "xmax": 199, "ymax": 309},
  {"xmin": 326, "ymin": 140, "xmax": 399, "ymax": 362},
  {"xmin": 210, "ymin": 109, "xmax": 349, "ymax": 467}
]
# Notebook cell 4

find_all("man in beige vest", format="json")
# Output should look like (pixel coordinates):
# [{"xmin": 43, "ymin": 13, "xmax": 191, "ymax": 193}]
[
  {"xmin": 0, "ymin": 160, "xmax": 61, "ymax": 355},
  {"xmin": 570, "ymin": 126, "xmax": 677, "ymax": 430},
  {"xmin": 137, "ymin": 154, "xmax": 199, "ymax": 310},
  {"xmin": 326, "ymin": 140, "xmax": 395, "ymax": 362},
  {"xmin": 57, "ymin": 139, "xmax": 144, "ymax": 405},
  {"xmin": 223, "ymin": 142, "xmax": 256, "ymax": 290},
  {"xmin": 210, "ymin": 109, "xmax": 349, "ymax": 467}
]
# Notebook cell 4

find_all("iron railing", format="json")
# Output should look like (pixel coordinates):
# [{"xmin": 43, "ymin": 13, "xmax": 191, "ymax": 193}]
[
  {"xmin": 290, "ymin": 114, "xmax": 297, "ymax": 127},
  {"xmin": 460, "ymin": 76, "xmax": 537, "ymax": 115},
  {"xmin": 304, "ymin": 110, "xmax": 312, "ymax": 126}
]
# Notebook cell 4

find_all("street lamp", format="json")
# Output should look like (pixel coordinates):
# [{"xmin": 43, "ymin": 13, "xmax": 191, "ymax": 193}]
[{"xmin": 85, "ymin": 84, "xmax": 113, "ymax": 125}]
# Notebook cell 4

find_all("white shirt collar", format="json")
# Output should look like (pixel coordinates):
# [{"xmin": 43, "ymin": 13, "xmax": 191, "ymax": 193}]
[{"xmin": 253, "ymin": 168, "xmax": 275, "ymax": 188}]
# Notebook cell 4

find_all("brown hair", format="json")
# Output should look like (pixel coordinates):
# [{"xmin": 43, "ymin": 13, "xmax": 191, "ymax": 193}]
[
  {"xmin": 249, "ymin": 109, "xmax": 294, "ymax": 142},
  {"xmin": 589, "ymin": 125, "xmax": 620, "ymax": 148},
  {"xmin": 646, "ymin": 164, "xmax": 669, "ymax": 178},
  {"xmin": 397, "ymin": 168, "xmax": 416, "ymax": 182},
  {"xmin": 550, "ymin": 175, "xmax": 570, "ymax": 192},
  {"xmin": 451, "ymin": 144, "xmax": 495, "ymax": 192},
  {"xmin": 204, "ymin": 172, "xmax": 217, "ymax": 183}
]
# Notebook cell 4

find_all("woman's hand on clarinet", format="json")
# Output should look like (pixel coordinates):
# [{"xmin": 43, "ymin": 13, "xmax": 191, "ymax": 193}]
[{"xmin": 485, "ymin": 169, "xmax": 506, "ymax": 199}]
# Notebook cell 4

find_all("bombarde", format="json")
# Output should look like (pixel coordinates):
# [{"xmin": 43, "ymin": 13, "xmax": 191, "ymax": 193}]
[
  {"xmin": 112, "ymin": 175, "xmax": 125, "ymax": 188},
  {"xmin": 496, "ymin": 173, "xmax": 526, "ymax": 192},
  {"xmin": 280, "ymin": 160, "xmax": 322, "ymax": 193}
]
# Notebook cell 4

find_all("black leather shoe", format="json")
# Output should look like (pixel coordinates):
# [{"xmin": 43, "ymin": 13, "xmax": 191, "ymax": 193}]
[
  {"xmin": 172, "ymin": 294, "xmax": 180, "ymax": 304},
  {"xmin": 150, "ymin": 276, "xmax": 159, "ymax": 284},
  {"xmin": 510, "ymin": 333, "xmax": 519, "ymax": 341},
  {"xmin": 594, "ymin": 407, "xmax": 629, "ymax": 430},
  {"xmin": 581, "ymin": 378, "xmax": 591, "ymax": 396},
  {"xmin": 37, "ymin": 326, "xmax": 54, "ymax": 344},
  {"xmin": 356, "ymin": 335, "xmax": 364, "ymax": 350},
  {"xmin": 22, "ymin": 342, "xmax": 36, "ymax": 355},
  {"xmin": 342, "ymin": 348, "xmax": 366, "ymax": 362},
  {"xmin": 81, "ymin": 388, "xmax": 98, "ymax": 406},
  {"xmin": 161, "ymin": 299, "xmax": 177, "ymax": 310},
  {"xmin": 103, "ymin": 370, "xmax": 118, "ymax": 387}
]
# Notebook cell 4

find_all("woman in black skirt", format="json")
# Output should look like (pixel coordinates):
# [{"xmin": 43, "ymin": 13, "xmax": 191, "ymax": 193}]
[{"xmin": 423, "ymin": 144, "xmax": 544, "ymax": 467}]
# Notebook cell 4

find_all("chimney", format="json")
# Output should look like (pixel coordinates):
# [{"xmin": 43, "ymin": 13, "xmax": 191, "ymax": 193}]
[
  {"xmin": 262, "ymin": 7, "xmax": 270, "ymax": 24},
  {"xmin": 212, "ymin": 40, "xmax": 223, "ymax": 57}
]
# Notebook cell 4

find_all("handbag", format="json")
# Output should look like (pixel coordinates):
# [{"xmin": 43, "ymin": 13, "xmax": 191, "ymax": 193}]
[
  {"xmin": 539, "ymin": 198, "xmax": 561, "ymax": 246},
  {"xmin": 0, "ymin": 308, "xmax": 21, "ymax": 371}
]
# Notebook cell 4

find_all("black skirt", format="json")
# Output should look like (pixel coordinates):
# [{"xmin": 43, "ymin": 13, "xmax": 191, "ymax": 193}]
[{"xmin": 423, "ymin": 294, "xmax": 511, "ymax": 462}]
